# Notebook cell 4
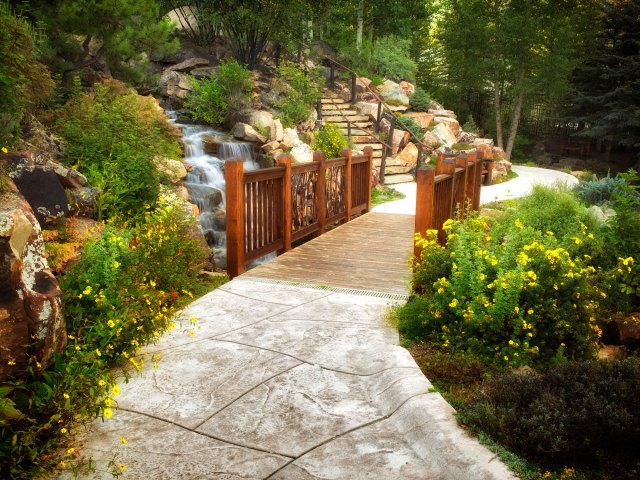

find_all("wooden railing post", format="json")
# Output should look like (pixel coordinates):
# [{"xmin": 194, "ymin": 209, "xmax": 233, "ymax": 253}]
[
  {"xmin": 381, "ymin": 114, "xmax": 395, "ymax": 185},
  {"xmin": 455, "ymin": 154, "xmax": 468, "ymax": 217},
  {"xmin": 314, "ymin": 150, "xmax": 327, "ymax": 234},
  {"xmin": 277, "ymin": 154, "xmax": 292, "ymax": 253},
  {"xmin": 465, "ymin": 150, "xmax": 478, "ymax": 209},
  {"xmin": 375, "ymin": 102, "xmax": 382, "ymax": 133},
  {"xmin": 363, "ymin": 146, "xmax": 373, "ymax": 212},
  {"xmin": 225, "ymin": 159, "xmax": 245, "ymax": 278},
  {"xmin": 342, "ymin": 148, "xmax": 353, "ymax": 222},
  {"xmin": 414, "ymin": 166, "xmax": 435, "ymax": 258},
  {"xmin": 350, "ymin": 72, "xmax": 357, "ymax": 104}
]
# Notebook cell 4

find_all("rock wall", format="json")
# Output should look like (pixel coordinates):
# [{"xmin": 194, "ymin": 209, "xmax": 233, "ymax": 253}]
[{"xmin": 0, "ymin": 183, "xmax": 66, "ymax": 380}]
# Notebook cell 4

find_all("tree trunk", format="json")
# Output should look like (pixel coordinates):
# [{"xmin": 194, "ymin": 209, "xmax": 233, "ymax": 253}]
[
  {"xmin": 493, "ymin": 80, "xmax": 504, "ymax": 149},
  {"xmin": 505, "ymin": 67, "xmax": 526, "ymax": 161},
  {"xmin": 356, "ymin": 0, "xmax": 364, "ymax": 53}
]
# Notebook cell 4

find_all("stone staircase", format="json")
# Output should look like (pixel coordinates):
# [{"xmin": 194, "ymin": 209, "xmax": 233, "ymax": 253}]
[{"xmin": 320, "ymin": 94, "xmax": 383, "ymax": 162}]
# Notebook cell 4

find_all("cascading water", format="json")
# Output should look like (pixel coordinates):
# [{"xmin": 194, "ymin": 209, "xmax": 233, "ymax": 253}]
[{"xmin": 170, "ymin": 114, "xmax": 260, "ymax": 269}]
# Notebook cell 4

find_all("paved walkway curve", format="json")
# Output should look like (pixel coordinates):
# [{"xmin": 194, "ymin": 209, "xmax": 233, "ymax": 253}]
[{"xmin": 62, "ymin": 168, "xmax": 574, "ymax": 479}]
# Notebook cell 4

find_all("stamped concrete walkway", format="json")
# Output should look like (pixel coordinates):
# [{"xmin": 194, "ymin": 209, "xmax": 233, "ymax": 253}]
[{"xmin": 67, "ymin": 179, "xmax": 530, "ymax": 478}]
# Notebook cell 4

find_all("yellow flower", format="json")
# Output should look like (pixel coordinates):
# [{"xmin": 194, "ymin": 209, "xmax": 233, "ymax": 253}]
[
  {"xmin": 527, "ymin": 309, "xmax": 534, "ymax": 315},
  {"xmin": 67, "ymin": 448, "xmax": 75, "ymax": 454},
  {"xmin": 546, "ymin": 231, "xmax": 554, "ymax": 236},
  {"xmin": 573, "ymin": 237, "xmax": 583, "ymax": 245},
  {"xmin": 112, "ymin": 385, "xmax": 120, "ymax": 396},
  {"xmin": 437, "ymin": 287, "xmax": 444, "ymax": 294},
  {"xmin": 119, "ymin": 464, "xmax": 128, "ymax": 472},
  {"xmin": 103, "ymin": 408, "xmax": 113, "ymax": 419},
  {"xmin": 514, "ymin": 306, "xmax": 520, "ymax": 314},
  {"xmin": 7, "ymin": 359, "xmax": 16, "ymax": 365},
  {"xmin": 63, "ymin": 393, "xmax": 70, "ymax": 399},
  {"xmin": 107, "ymin": 320, "xmax": 115, "ymax": 328},
  {"xmin": 83, "ymin": 286, "xmax": 92, "ymax": 295},
  {"xmin": 59, "ymin": 460, "xmax": 66, "ymax": 469},
  {"xmin": 113, "ymin": 260, "xmax": 120, "ymax": 269},
  {"xmin": 503, "ymin": 355, "xmax": 509, "ymax": 361},
  {"xmin": 95, "ymin": 349, "xmax": 101, "ymax": 357},
  {"xmin": 150, "ymin": 280, "xmax": 156, "ymax": 287},
  {"xmin": 449, "ymin": 298, "xmax": 458, "ymax": 308},
  {"xmin": 60, "ymin": 428, "xmax": 67, "ymax": 434},
  {"xmin": 514, "ymin": 219, "xmax": 524, "ymax": 229},
  {"xmin": 105, "ymin": 397, "xmax": 113, "ymax": 407},
  {"xmin": 1, "ymin": 147, "xmax": 7, "ymax": 153},
  {"xmin": 99, "ymin": 379, "xmax": 106, "ymax": 386},
  {"xmin": 121, "ymin": 437, "xmax": 128, "ymax": 444}
]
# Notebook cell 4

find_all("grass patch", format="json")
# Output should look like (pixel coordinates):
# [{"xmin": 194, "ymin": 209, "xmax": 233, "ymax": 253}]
[{"xmin": 371, "ymin": 185, "xmax": 406, "ymax": 207}]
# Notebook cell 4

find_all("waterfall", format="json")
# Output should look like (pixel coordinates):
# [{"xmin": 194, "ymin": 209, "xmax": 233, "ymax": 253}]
[{"xmin": 171, "ymin": 116, "xmax": 259, "ymax": 269}]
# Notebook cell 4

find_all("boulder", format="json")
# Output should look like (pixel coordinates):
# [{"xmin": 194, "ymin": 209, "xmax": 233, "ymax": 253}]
[
  {"xmin": 457, "ymin": 131, "xmax": 477, "ymax": 144},
  {"xmin": 270, "ymin": 119, "xmax": 284, "ymax": 142},
  {"xmin": 190, "ymin": 66, "xmax": 217, "ymax": 79},
  {"xmin": 378, "ymin": 79, "xmax": 401, "ymax": 92},
  {"xmin": 281, "ymin": 128, "xmax": 300, "ymax": 149},
  {"xmin": 202, "ymin": 135, "xmax": 221, "ymax": 155},
  {"xmin": 422, "ymin": 131, "xmax": 440, "ymax": 148},
  {"xmin": 68, "ymin": 187, "xmax": 101, "ymax": 218},
  {"xmin": 432, "ymin": 123, "xmax": 457, "ymax": 147},
  {"xmin": 8, "ymin": 153, "xmax": 70, "ymax": 225},
  {"xmin": 434, "ymin": 117, "xmax": 460, "ymax": 136},
  {"xmin": 355, "ymin": 77, "xmax": 372, "ymax": 93},
  {"xmin": 234, "ymin": 109, "xmax": 275, "ymax": 133},
  {"xmin": 155, "ymin": 157, "xmax": 188, "ymax": 184},
  {"xmin": 0, "ymin": 187, "xmax": 66, "ymax": 379},
  {"xmin": 399, "ymin": 81, "xmax": 415, "ymax": 97},
  {"xmin": 598, "ymin": 345, "xmax": 626, "ymax": 361},
  {"xmin": 185, "ymin": 183, "xmax": 223, "ymax": 212},
  {"xmin": 396, "ymin": 142, "xmax": 419, "ymax": 167},
  {"xmin": 261, "ymin": 141, "xmax": 280, "ymax": 154},
  {"xmin": 168, "ymin": 57, "xmax": 210, "ymax": 72},
  {"xmin": 290, "ymin": 142, "xmax": 314, "ymax": 164},
  {"xmin": 473, "ymin": 137, "xmax": 495, "ymax": 149},
  {"xmin": 355, "ymin": 102, "xmax": 380, "ymax": 119},
  {"xmin": 588, "ymin": 205, "xmax": 616, "ymax": 223},
  {"xmin": 403, "ymin": 112, "xmax": 434, "ymax": 130},
  {"xmin": 380, "ymin": 89, "xmax": 410, "ymax": 107},
  {"xmin": 232, "ymin": 123, "xmax": 267, "ymax": 143},
  {"xmin": 391, "ymin": 130, "xmax": 411, "ymax": 155},
  {"xmin": 158, "ymin": 70, "xmax": 193, "ymax": 101},
  {"xmin": 492, "ymin": 159, "xmax": 512, "ymax": 180},
  {"xmin": 492, "ymin": 146, "xmax": 507, "ymax": 161},
  {"xmin": 429, "ymin": 108, "xmax": 457, "ymax": 119}
]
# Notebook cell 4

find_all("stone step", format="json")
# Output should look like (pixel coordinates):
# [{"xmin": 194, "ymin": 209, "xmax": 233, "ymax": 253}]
[
  {"xmin": 340, "ymin": 128, "xmax": 372, "ymax": 136},
  {"xmin": 323, "ymin": 115, "xmax": 370, "ymax": 122},
  {"xmin": 333, "ymin": 122, "xmax": 373, "ymax": 129},
  {"xmin": 350, "ymin": 135, "xmax": 378, "ymax": 143},
  {"xmin": 321, "ymin": 97, "xmax": 346, "ymax": 104},
  {"xmin": 383, "ymin": 173, "xmax": 415, "ymax": 184},
  {"xmin": 321, "ymin": 110, "xmax": 358, "ymax": 116},
  {"xmin": 355, "ymin": 143, "xmax": 383, "ymax": 150},
  {"xmin": 320, "ymin": 102, "xmax": 352, "ymax": 110}
]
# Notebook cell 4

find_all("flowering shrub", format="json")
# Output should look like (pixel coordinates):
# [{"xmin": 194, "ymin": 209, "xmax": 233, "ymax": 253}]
[
  {"xmin": 403, "ymin": 213, "xmax": 604, "ymax": 368},
  {"xmin": 312, "ymin": 123, "xmax": 349, "ymax": 159}
]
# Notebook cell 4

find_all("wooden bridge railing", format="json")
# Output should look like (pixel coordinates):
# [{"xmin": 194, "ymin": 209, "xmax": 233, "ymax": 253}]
[
  {"xmin": 226, "ymin": 147, "xmax": 374, "ymax": 277},
  {"xmin": 414, "ymin": 149, "xmax": 485, "ymax": 257}
]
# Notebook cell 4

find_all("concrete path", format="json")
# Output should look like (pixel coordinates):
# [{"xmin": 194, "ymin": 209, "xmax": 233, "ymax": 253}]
[
  {"xmin": 69, "ymin": 277, "xmax": 515, "ymax": 479},
  {"xmin": 372, "ymin": 165, "xmax": 579, "ymax": 215}
]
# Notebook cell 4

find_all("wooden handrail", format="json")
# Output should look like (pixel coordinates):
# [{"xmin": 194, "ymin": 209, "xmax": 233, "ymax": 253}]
[{"xmin": 225, "ymin": 147, "xmax": 374, "ymax": 278}]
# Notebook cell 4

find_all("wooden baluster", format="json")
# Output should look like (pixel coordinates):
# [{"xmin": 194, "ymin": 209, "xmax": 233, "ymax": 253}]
[
  {"xmin": 277, "ymin": 154, "xmax": 292, "ymax": 253},
  {"xmin": 455, "ymin": 154, "xmax": 468, "ymax": 218},
  {"xmin": 225, "ymin": 159, "xmax": 245, "ymax": 278},
  {"xmin": 465, "ymin": 150, "xmax": 478, "ymax": 210},
  {"xmin": 415, "ymin": 166, "xmax": 435, "ymax": 258},
  {"xmin": 363, "ymin": 146, "xmax": 373, "ymax": 212},
  {"xmin": 381, "ymin": 115, "xmax": 395, "ymax": 185},
  {"xmin": 342, "ymin": 148, "xmax": 352, "ymax": 222},
  {"xmin": 314, "ymin": 150, "xmax": 327, "ymax": 235}
]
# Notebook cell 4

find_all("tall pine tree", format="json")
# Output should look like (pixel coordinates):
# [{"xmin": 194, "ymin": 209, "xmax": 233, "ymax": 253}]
[{"xmin": 569, "ymin": 0, "xmax": 640, "ymax": 162}]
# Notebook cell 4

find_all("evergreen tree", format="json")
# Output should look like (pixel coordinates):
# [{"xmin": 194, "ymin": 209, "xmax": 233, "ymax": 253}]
[{"xmin": 568, "ymin": 0, "xmax": 640, "ymax": 161}]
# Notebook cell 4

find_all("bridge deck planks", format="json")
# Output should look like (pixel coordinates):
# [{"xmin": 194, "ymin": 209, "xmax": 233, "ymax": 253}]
[{"xmin": 243, "ymin": 212, "xmax": 414, "ymax": 295}]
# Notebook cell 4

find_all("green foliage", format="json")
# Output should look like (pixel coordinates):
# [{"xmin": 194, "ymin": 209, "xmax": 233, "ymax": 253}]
[
  {"xmin": 407, "ymin": 201, "xmax": 607, "ymax": 368},
  {"xmin": 0, "ymin": 1, "xmax": 53, "ymax": 144},
  {"xmin": 312, "ymin": 123, "xmax": 348, "ymax": 159},
  {"xmin": 52, "ymin": 79, "xmax": 181, "ymax": 221},
  {"xmin": 1, "ymin": 200, "xmax": 210, "ymax": 478},
  {"xmin": 409, "ymin": 87, "xmax": 431, "ymax": 112},
  {"xmin": 185, "ymin": 59, "xmax": 252, "ymax": 125},
  {"xmin": 370, "ymin": 35, "xmax": 417, "ymax": 82},
  {"xmin": 275, "ymin": 62, "xmax": 322, "ymax": 127},
  {"xmin": 397, "ymin": 115, "xmax": 423, "ymax": 141},
  {"xmin": 370, "ymin": 185, "xmax": 406, "ymax": 207},
  {"xmin": 463, "ymin": 115, "xmax": 480, "ymax": 135},
  {"xmin": 460, "ymin": 360, "xmax": 640, "ymax": 470},
  {"xmin": 32, "ymin": 0, "xmax": 178, "ymax": 85},
  {"xmin": 574, "ymin": 176, "xmax": 633, "ymax": 206}
]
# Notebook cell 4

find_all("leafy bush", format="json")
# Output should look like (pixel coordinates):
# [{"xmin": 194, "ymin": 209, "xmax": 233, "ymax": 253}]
[
  {"xmin": 275, "ymin": 62, "xmax": 323, "ymax": 127},
  {"xmin": 0, "ymin": 2, "xmax": 53, "ymax": 144},
  {"xmin": 370, "ymin": 35, "xmax": 417, "ymax": 83},
  {"xmin": 460, "ymin": 360, "xmax": 640, "ymax": 471},
  {"xmin": 407, "ymin": 209, "xmax": 606, "ymax": 368},
  {"xmin": 574, "ymin": 176, "xmax": 633, "ymax": 206},
  {"xmin": 397, "ymin": 115, "xmax": 423, "ymax": 141},
  {"xmin": 410, "ymin": 87, "xmax": 431, "ymax": 112},
  {"xmin": 53, "ymin": 79, "xmax": 181, "ymax": 221},
  {"xmin": 1, "ymin": 199, "xmax": 209, "ymax": 478},
  {"xmin": 463, "ymin": 115, "xmax": 480, "ymax": 135},
  {"xmin": 312, "ymin": 123, "xmax": 349, "ymax": 159},
  {"xmin": 185, "ymin": 59, "xmax": 252, "ymax": 125}
]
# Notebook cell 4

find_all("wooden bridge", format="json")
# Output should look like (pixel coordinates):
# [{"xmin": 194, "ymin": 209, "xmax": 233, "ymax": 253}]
[{"xmin": 225, "ymin": 148, "xmax": 486, "ymax": 294}]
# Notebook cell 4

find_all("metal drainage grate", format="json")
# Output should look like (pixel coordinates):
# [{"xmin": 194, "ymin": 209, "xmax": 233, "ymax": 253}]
[{"xmin": 241, "ymin": 277, "xmax": 410, "ymax": 301}]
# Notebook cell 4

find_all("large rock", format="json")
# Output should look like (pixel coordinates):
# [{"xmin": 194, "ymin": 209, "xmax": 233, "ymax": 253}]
[
  {"xmin": 378, "ymin": 79, "xmax": 401, "ymax": 92},
  {"xmin": 190, "ymin": 66, "xmax": 217, "ymax": 79},
  {"xmin": 290, "ymin": 142, "xmax": 314, "ymax": 164},
  {"xmin": 270, "ymin": 119, "xmax": 284, "ymax": 142},
  {"xmin": 399, "ymin": 81, "xmax": 416, "ymax": 97},
  {"xmin": 8, "ymin": 153, "xmax": 70, "ymax": 225},
  {"xmin": 355, "ymin": 102, "xmax": 380, "ymax": 119},
  {"xmin": 391, "ymin": 130, "xmax": 411, "ymax": 155},
  {"xmin": 434, "ymin": 117, "xmax": 460, "ymax": 136},
  {"xmin": 261, "ymin": 141, "xmax": 280, "ymax": 154},
  {"xmin": 155, "ymin": 157, "xmax": 188, "ymax": 184},
  {"xmin": 380, "ymin": 89, "xmax": 410, "ymax": 107},
  {"xmin": 423, "ymin": 131, "xmax": 440, "ymax": 148},
  {"xmin": 158, "ymin": 70, "xmax": 193, "ymax": 101},
  {"xmin": 355, "ymin": 77, "xmax": 372, "ymax": 93},
  {"xmin": 168, "ymin": 57, "xmax": 210, "ymax": 72},
  {"xmin": 232, "ymin": 123, "xmax": 267, "ymax": 144},
  {"xmin": 457, "ymin": 131, "xmax": 477, "ymax": 144},
  {"xmin": 432, "ymin": 123, "xmax": 457, "ymax": 148},
  {"xmin": 68, "ymin": 187, "xmax": 101, "ymax": 218},
  {"xmin": 403, "ymin": 112, "xmax": 434, "ymax": 130},
  {"xmin": 281, "ymin": 128, "xmax": 300, "ymax": 149},
  {"xmin": 202, "ymin": 135, "xmax": 221, "ymax": 155},
  {"xmin": 234, "ymin": 109, "xmax": 275, "ymax": 133},
  {"xmin": 0, "ymin": 187, "xmax": 66, "ymax": 379},
  {"xmin": 429, "ymin": 109, "xmax": 457, "ymax": 119},
  {"xmin": 397, "ymin": 142, "xmax": 419, "ymax": 167}
]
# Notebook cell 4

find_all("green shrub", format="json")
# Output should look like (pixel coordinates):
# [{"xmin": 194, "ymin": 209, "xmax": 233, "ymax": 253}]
[
  {"xmin": 275, "ymin": 62, "xmax": 323, "ymax": 127},
  {"xmin": 410, "ymin": 87, "xmax": 431, "ymax": 112},
  {"xmin": 53, "ymin": 79, "xmax": 181, "ymax": 221},
  {"xmin": 397, "ymin": 115, "xmax": 423, "ymax": 142},
  {"xmin": 574, "ymin": 176, "xmax": 633, "ymax": 206},
  {"xmin": 407, "ymin": 210, "xmax": 605, "ymax": 368},
  {"xmin": 460, "ymin": 360, "xmax": 640, "ymax": 470},
  {"xmin": 312, "ymin": 123, "xmax": 349, "ymax": 159},
  {"xmin": 370, "ymin": 35, "xmax": 417, "ymax": 83},
  {"xmin": 185, "ymin": 59, "xmax": 252, "ymax": 125},
  {"xmin": 463, "ymin": 115, "xmax": 480, "ymax": 135},
  {"xmin": 0, "ymin": 2, "xmax": 53, "ymax": 144}
]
